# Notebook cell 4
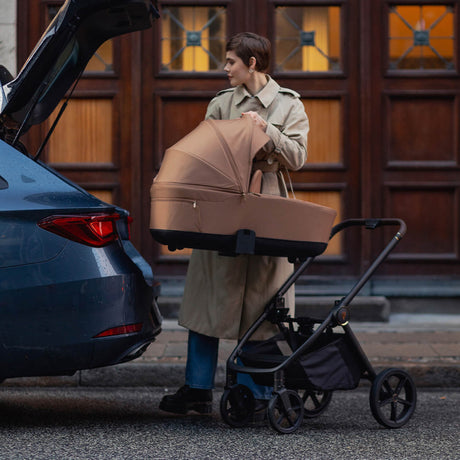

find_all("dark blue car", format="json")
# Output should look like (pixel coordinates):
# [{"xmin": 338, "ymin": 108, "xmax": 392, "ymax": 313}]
[{"xmin": 0, "ymin": 0, "xmax": 162, "ymax": 381}]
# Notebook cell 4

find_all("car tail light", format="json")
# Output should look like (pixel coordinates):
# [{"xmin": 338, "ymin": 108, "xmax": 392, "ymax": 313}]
[
  {"xmin": 38, "ymin": 213, "xmax": 120, "ymax": 247},
  {"xmin": 94, "ymin": 323, "xmax": 143, "ymax": 338},
  {"xmin": 120, "ymin": 215, "xmax": 133, "ymax": 241}
]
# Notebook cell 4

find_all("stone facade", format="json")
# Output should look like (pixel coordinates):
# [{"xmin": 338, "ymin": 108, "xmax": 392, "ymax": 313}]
[{"xmin": 0, "ymin": 0, "xmax": 16, "ymax": 75}]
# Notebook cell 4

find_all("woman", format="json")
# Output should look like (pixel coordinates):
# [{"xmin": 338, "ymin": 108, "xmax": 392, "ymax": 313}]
[{"xmin": 159, "ymin": 32, "xmax": 309, "ymax": 415}]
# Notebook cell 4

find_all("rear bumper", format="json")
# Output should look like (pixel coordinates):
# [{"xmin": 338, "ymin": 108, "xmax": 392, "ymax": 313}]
[
  {"xmin": 90, "ymin": 297, "xmax": 162, "ymax": 368},
  {"xmin": 0, "ymin": 242, "xmax": 162, "ymax": 379}
]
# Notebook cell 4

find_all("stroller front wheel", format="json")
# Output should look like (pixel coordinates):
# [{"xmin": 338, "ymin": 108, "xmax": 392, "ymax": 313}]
[
  {"xmin": 369, "ymin": 367, "xmax": 417, "ymax": 428},
  {"xmin": 220, "ymin": 384, "xmax": 255, "ymax": 427},
  {"xmin": 268, "ymin": 390, "xmax": 304, "ymax": 434}
]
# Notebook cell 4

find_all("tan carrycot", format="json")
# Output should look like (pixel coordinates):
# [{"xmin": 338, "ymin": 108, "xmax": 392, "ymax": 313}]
[{"xmin": 150, "ymin": 117, "xmax": 337, "ymax": 260}]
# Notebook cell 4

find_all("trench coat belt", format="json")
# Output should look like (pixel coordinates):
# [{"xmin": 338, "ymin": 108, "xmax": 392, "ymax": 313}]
[{"xmin": 252, "ymin": 160, "xmax": 280, "ymax": 173}]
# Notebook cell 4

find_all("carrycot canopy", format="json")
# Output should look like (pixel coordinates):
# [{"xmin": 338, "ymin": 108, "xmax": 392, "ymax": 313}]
[{"xmin": 154, "ymin": 117, "xmax": 270, "ymax": 193}]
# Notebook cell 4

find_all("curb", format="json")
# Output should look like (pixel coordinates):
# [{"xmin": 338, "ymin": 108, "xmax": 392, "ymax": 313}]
[
  {"xmin": 157, "ymin": 296, "xmax": 392, "ymax": 322},
  {"xmin": 85, "ymin": 362, "xmax": 460, "ymax": 388},
  {"xmin": 2, "ymin": 361, "xmax": 459, "ymax": 389}
]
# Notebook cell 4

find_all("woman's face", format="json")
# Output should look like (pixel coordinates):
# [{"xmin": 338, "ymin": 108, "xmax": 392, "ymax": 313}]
[{"xmin": 224, "ymin": 50, "xmax": 251, "ymax": 87}]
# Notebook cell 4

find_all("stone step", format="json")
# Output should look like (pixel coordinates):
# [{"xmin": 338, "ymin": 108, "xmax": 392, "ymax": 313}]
[{"xmin": 157, "ymin": 295, "xmax": 390, "ymax": 322}]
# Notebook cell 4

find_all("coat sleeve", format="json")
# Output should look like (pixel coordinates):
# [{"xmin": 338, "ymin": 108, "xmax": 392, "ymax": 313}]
[{"xmin": 265, "ymin": 96, "xmax": 309, "ymax": 171}]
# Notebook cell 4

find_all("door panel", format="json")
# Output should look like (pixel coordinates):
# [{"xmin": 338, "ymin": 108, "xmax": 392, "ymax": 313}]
[
  {"xmin": 158, "ymin": 98, "xmax": 210, "ymax": 149},
  {"xmin": 47, "ymin": 99, "xmax": 114, "ymax": 165},
  {"xmin": 385, "ymin": 95, "xmax": 457, "ymax": 165},
  {"xmin": 386, "ymin": 187, "xmax": 457, "ymax": 258},
  {"xmin": 304, "ymin": 98, "xmax": 342, "ymax": 165}
]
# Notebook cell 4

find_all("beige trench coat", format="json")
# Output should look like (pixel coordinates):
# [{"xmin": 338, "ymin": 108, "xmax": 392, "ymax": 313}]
[{"xmin": 178, "ymin": 75, "xmax": 309, "ymax": 340}]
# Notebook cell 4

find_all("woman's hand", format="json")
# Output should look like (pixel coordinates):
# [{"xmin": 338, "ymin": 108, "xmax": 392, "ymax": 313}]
[{"xmin": 241, "ymin": 111, "xmax": 267, "ymax": 132}]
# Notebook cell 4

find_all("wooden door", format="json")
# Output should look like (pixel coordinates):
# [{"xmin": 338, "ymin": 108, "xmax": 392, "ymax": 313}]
[
  {"xmin": 364, "ymin": 1, "xmax": 460, "ymax": 280},
  {"xmin": 142, "ymin": 0, "xmax": 361, "ymax": 280}
]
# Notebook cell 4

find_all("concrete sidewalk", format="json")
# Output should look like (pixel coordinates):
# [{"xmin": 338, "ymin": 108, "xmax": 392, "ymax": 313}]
[
  {"xmin": 3, "ymin": 314, "xmax": 460, "ymax": 388},
  {"xmin": 81, "ymin": 314, "xmax": 460, "ymax": 388},
  {"xmin": 126, "ymin": 314, "xmax": 460, "ymax": 388}
]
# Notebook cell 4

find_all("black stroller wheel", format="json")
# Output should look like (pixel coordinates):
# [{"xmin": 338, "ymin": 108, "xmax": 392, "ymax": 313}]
[
  {"xmin": 268, "ymin": 390, "xmax": 304, "ymax": 434},
  {"xmin": 370, "ymin": 368, "xmax": 417, "ymax": 428},
  {"xmin": 220, "ymin": 384, "xmax": 255, "ymax": 427},
  {"xmin": 300, "ymin": 390, "xmax": 333, "ymax": 418}
]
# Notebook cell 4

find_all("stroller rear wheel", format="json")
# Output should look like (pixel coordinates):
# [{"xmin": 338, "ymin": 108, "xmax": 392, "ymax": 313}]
[
  {"xmin": 268, "ymin": 390, "xmax": 304, "ymax": 434},
  {"xmin": 220, "ymin": 384, "xmax": 255, "ymax": 427},
  {"xmin": 300, "ymin": 389, "xmax": 333, "ymax": 418},
  {"xmin": 369, "ymin": 368, "xmax": 417, "ymax": 428}
]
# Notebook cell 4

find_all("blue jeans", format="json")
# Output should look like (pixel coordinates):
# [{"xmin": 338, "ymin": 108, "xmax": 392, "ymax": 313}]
[
  {"xmin": 185, "ymin": 330, "xmax": 219, "ymax": 390},
  {"xmin": 185, "ymin": 330, "xmax": 272, "ymax": 400}
]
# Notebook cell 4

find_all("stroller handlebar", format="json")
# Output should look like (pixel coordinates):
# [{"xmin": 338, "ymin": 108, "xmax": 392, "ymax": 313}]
[
  {"xmin": 330, "ymin": 218, "xmax": 406, "ymax": 240},
  {"xmin": 329, "ymin": 218, "xmax": 407, "ymax": 320}
]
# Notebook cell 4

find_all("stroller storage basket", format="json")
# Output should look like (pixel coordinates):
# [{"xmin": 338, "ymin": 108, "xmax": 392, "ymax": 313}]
[{"xmin": 239, "ymin": 331, "xmax": 363, "ymax": 391}]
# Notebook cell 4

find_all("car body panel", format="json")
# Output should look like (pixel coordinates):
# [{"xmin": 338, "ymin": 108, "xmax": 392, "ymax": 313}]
[
  {"xmin": 0, "ymin": 138, "xmax": 112, "ymax": 267},
  {"xmin": 0, "ymin": 139, "xmax": 107, "ymax": 211}
]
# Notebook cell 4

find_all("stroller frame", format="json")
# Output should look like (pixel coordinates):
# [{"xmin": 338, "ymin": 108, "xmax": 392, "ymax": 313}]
[{"xmin": 220, "ymin": 218, "xmax": 417, "ymax": 433}]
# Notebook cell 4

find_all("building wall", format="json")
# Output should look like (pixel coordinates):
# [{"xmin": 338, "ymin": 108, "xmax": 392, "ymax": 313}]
[
  {"xmin": 12, "ymin": 1, "xmax": 460, "ymax": 305},
  {"xmin": 0, "ymin": 0, "xmax": 17, "ymax": 75}
]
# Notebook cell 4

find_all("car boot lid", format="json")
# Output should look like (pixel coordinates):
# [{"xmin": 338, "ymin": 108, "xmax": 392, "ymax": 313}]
[{"xmin": 0, "ymin": 0, "xmax": 158, "ymax": 133}]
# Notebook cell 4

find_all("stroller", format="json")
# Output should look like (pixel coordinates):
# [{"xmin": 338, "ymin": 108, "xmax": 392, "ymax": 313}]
[
  {"xmin": 220, "ymin": 218, "xmax": 417, "ymax": 433},
  {"xmin": 150, "ymin": 119, "xmax": 417, "ymax": 433}
]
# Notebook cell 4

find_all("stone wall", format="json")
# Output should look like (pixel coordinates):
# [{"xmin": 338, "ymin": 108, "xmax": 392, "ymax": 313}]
[{"xmin": 0, "ymin": 0, "xmax": 17, "ymax": 75}]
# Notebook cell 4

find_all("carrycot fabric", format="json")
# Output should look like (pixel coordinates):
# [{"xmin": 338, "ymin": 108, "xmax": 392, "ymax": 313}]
[
  {"xmin": 150, "ymin": 117, "xmax": 337, "ymax": 259},
  {"xmin": 155, "ymin": 117, "xmax": 269, "ymax": 193}
]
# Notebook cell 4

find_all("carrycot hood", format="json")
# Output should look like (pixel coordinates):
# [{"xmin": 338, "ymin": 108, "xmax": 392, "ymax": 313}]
[
  {"xmin": 0, "ymin": 0, "xmax": 158, "ymax": 131},
  {"xmin": 154, "ymin": 118, "xmax": 271, "ymax": 193}
]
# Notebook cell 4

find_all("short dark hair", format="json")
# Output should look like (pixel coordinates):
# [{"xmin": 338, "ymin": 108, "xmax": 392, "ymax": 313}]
[{"xmin": 226, "ymin": 32, "xmax": 271, "ymax": 72}]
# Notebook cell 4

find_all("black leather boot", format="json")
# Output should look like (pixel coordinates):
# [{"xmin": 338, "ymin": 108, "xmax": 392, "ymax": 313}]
[{"xmin": 159, "ymin": 385, "xmax": 212, "ymax": 414}]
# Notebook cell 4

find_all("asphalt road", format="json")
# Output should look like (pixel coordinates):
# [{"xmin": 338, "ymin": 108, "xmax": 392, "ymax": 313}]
[{"xmin": 0, "ymin": 386, "xmax": 458, "ymax": 460}]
